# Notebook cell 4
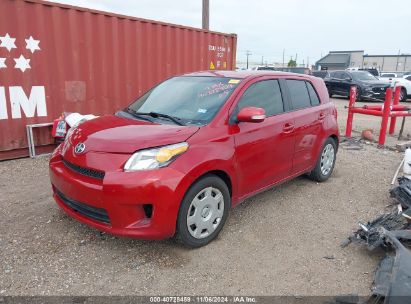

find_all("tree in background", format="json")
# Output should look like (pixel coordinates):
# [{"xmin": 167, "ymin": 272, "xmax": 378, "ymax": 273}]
[{"xmin": 288, "ymin": 59, "xmax": 297, "ymax": 67}]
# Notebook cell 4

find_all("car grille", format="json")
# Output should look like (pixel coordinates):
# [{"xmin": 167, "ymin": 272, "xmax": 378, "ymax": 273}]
[
  {"xmin": 372, "ymin": 86, "xmax": 389, "ymax": 93},
  {"xmin": 56, "ymin": 189, "xmax": 110, "ymax": 224},
  {"xmin": 62, "ymin": 159, "xmax": 105, "ymax": 180}
]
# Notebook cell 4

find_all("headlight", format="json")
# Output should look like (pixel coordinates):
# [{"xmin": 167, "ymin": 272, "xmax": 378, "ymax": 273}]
[{"xmin": 124, "ymin": 142, "xmax": 189, "ymax": 171}]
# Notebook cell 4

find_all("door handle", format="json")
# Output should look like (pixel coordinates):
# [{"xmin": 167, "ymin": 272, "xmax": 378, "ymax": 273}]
[
  {"xmin": 282, "ymin": 123, "xmax": 294, "ymax": 133},
  {"xmin": 318, "ymin": 113, "xmax": 326, "ymax": 120}
]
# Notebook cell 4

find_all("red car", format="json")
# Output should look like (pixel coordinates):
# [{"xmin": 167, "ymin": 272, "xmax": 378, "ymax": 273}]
[{"xmin": 49, "ymin": 71, "xmax": 339, "ymax": 247}]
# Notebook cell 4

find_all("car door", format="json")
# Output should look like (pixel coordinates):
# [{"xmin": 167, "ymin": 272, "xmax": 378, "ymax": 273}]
[
  {"xmin": 326, "ymin": 71, "xmax": 341, "ymax": 94},
  {"xmin": 285, "ymin": 79, "xmax": 325, "ymax": 174},
  {"xmin": 340, "ymin": 72, "xmax": 353, "ymax": 96},
  {"xmin": 331, "ymin": 71, "xmax": 345, "ymax": 94},
  {"xmin": 230, "ymin": 78, "xmax": 295, "ymax": 197}
]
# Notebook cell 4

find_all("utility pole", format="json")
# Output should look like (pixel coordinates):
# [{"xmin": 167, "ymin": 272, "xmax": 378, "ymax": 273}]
[
  {"xmin": 202, "ymin": 0, "xmax": 209, "ymax": 30},
  {"xmin": 261, "ymin": 56, "xmax": 264, "ymax": 65},
  {"xmin": 307, "ymin": 56, "xmax": 309, "ymax": 68},
  {"xmin": 282, "ymin": 49, "xmax": 285, "ymax": 67},
  {"xmin": 246, "ymin": 50, "xmax": 252, "ymax": 69}
]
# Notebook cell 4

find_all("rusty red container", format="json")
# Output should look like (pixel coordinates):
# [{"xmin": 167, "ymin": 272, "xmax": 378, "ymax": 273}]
[{"xmin": 0, "ymin": 0, "xmax": 237, "ymax": 160}]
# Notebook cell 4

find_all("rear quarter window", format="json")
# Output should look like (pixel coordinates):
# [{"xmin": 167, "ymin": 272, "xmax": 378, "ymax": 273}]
[
  {"xmin": 306, "ymin": 82, "xmax": 320, "ymax": 106},
  {"xmin": 286, "ymin": 80, "xmax": 311, "ymax": 110}
]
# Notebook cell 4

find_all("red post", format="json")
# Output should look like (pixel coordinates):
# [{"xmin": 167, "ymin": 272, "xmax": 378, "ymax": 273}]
[
  {"xmin": 345, "ymin": 86, "xmax": 357, "ymax": 137},
  {"xmin": 389, "ymin": 86, "xmax": 402, "ymax": 135},
  {"xmin": 379, "ymin": 88, "xmax": 393, "ymax": 146}
]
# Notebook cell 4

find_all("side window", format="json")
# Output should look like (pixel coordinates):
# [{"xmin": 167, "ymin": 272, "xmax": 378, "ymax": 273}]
[
  {"xmin": 306, "ymin": 82, "xmax": 320, "ymax": 106},
  {"xmin": 333, "ymin": 72, "xmax": 342, "ymax": 79},
  {"xmin": 341, "ymin": 72, "xmax": 351, "ymax": 80},
  {"xmin": 286, "ymin": 80, "xmax": 311, "ymax": 110},
  {"xmin": 236, "ymin": 80, "xmax": 284, "ymax": 117}
]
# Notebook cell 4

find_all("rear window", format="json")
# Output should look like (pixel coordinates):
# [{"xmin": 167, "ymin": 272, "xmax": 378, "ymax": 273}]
[{"xmin": 286, "ymin": 80, "xmax": 311, "ymax": 110}]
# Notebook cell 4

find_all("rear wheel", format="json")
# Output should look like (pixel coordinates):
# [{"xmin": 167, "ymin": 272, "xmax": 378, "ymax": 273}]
[
  {"xmin": 309, "ymin": 137, "xmax": 337, "ymax": 182},
  {"xmin": 400, "ymin": 88, "xmax": 407, "ymax": 102},
  {"xmin": 176, "ymin": 175, "xmax": 230, "ymax": 248}
]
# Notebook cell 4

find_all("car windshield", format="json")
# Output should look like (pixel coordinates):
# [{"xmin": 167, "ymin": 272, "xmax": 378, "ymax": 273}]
[
  {"xmin": 126, "ymin": 76, "xmax": 240, "ymax": 125},
  {"xmin": 351, "ymin": 71, "xmax": 377, "ymax": 81}
]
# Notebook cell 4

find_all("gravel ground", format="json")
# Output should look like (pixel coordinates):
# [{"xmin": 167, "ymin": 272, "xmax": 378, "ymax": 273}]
[{"xmin": 0, "ymin": 98, "xmax": 405, "ymax": 296}]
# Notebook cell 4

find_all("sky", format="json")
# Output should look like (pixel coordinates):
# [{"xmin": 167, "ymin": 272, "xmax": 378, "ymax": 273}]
[{"xmin": 50, "ymin": 0, "xmax": 411, "ymax": 66}]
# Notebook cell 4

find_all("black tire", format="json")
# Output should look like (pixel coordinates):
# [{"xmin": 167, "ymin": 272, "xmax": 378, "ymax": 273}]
[
  {"xmin": 400, "ymin": 88, "xmax": 407, "ymax": 102},
  {"xmin": 176, "ymin": 175, "xmax": 230, "ymax": 248},
  {"xmin": 309, "ymin": 137, "xmax": 337, "ymax": 182},
  {"xmin": 355, "ymin": 87, "xmax": 362, "ymax": 102}
]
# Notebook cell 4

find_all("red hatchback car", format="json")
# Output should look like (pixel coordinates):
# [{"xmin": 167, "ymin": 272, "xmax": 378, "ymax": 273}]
[{"xmin": 49, "ymin": 71, "xmax": 339, "ymax": 247}]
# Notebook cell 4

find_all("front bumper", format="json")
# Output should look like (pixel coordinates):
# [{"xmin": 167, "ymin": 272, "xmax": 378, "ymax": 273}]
[
  {"xmin": 49, "ymin": 148, "xmax": 189, "ymax": 240},
  {"xmin": 362, "ymin": 87, "xmax": 389, "ymax": 101}
]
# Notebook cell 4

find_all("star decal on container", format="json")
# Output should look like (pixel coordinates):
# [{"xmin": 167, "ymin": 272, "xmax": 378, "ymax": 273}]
[
  {"xmin": 0, "ymin": 33, "xmax": 17, "ymax": 52},
  {"xmin": 25, "ymin": 36, "xmax": 41, "ymax": 53},
  {"xmin": 14, "ymin": 54, "xmax": 31, "ymax": 72},
  {"xmin": 0, "ymin": 58, "xmax": 6, "ymax": 69}
]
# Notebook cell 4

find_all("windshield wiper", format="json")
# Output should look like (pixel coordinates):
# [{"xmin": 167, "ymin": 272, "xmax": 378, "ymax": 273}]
[
  {"xmin": 123, "ymin": 107, "xmax": 154, "ymax": 122},
  {"xmin": 134, "ymin": 111, "xmax": 185, "ymax": 126}
]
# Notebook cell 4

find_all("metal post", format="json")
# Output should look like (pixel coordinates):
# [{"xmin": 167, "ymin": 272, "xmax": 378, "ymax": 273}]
[
  {"xmin": 345, "ymin": 86, "xmax": 357, "ymax": 137},
  {"xmin": 389, "ymin": 86, "xmax": 402, "ymax": 135},
  {"xmin": 202, "ymin": 0, "xmax": 209, "ymax": 30},
  {"xmin": 246, "ymin": 50, "xmax": 251, "ymax": 69},
  {"xmin": 379, "ymin": 88, "xmax": 393, "ymax": 146}
]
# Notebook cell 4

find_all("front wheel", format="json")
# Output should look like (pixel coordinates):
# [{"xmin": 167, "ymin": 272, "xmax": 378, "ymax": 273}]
[
  {"xmin": 327, "ymin": 87, "xmax": 333, "ymax": 98},
  {"xmin": 176, "ymin": 175, "xmax": 230, "ymax": 248},
  {"xmin": 309, "ymin": 138, "xmax": 337, "ymax": 182}
]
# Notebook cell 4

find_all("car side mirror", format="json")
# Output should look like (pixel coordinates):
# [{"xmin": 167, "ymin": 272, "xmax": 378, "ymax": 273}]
[{"xmin": 237, "ymin": 107, "xmax": 266, "ymax": 123}]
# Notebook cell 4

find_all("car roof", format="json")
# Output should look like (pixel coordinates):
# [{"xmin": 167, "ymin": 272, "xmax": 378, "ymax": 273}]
[
  {"xmin": 182, "ymin": 70, "xmax": 315, "ymax": 80},
  {"xmin": 332, "ymin": 70, "xmax": 368, "ymax": 74}
]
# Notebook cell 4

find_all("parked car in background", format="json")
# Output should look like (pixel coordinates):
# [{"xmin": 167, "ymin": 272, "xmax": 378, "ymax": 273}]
[
  {"xmin": 49, "ymin": 70, "xmax": 339, "ymax": 247},
  {"xmin": 324, "ymin": 70, "xmax": 390, "ymax": 101},
  {"xmin": 251, "ymin": 65, "xmax": 276, "ymax": 71},
  {"xmin": 377, "ymin": 74, "xmax": 411, "ymax": 101},
  {"xmin": 404, "ymin": 75, "xmax": 411, "ymax": 81}
]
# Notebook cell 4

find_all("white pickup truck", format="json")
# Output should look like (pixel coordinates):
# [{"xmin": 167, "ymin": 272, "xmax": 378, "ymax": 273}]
[{"xmin": 378, "ymin": 73, "xmax": 411, "ymax": 101}]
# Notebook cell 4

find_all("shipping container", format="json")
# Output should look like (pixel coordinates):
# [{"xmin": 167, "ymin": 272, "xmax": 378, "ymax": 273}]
[{"xmin": 0, "ymin": 0, "xmax": 237, "ymax": 160}]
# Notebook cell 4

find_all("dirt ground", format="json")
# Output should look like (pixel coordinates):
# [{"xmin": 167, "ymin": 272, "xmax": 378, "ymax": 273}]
[{"xmin": 0, "ymin": 97, "xmax": 405, "ymax": 296}]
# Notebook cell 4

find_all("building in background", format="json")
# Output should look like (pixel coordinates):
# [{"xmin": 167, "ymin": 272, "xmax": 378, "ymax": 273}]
[
  {"xmin": 316, "ymin": 51, "xmax": 411, "ymax": 73},
  {"xmin": 363, "ymin": 54, "xmax": 411, "ymax": 73},
  {"xmin": 315, "ymin": 50, "xmax": 364, "ymax": 71}
]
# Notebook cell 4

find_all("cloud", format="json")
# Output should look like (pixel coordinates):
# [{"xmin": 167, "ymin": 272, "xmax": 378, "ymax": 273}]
[{"xmin": 49, "ymin": 0, "xmax": 411, "ymax": 65}]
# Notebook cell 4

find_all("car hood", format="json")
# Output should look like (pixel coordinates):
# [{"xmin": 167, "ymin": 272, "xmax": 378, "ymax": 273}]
[
  {"xmin": 360, "ymin": 80, "xmax": 391, "ymax": 86},
  {"xmin": 65, "ymin": 115, "xmax": 200, "ymax": 154}
]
